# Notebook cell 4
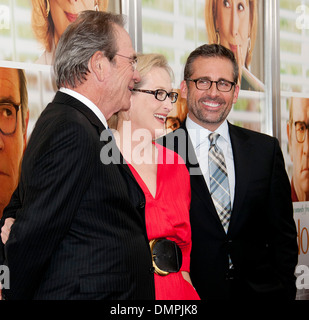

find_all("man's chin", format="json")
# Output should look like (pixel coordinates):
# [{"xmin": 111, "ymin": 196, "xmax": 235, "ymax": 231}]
[{"xmin": 120, "ymin": 103, "xmax": 131, "ymax": 112}]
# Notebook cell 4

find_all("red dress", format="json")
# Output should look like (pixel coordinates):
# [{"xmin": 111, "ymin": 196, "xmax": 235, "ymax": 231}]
[{"xmin": 128, "ymin": 143, "xmax": 200, "ymax": 300}]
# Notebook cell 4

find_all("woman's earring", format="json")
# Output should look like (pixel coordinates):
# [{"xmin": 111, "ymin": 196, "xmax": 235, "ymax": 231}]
[
  {"xmin": 215, "ymin": 30, "xmax": 220, "ymax": 44},
  {"xmin": 94, "ymin": 0, "xmax": 99, "ymax": 11},
  {"xmin": 45, "ymin": 0, "xmax": 50, "ymax": 18}
]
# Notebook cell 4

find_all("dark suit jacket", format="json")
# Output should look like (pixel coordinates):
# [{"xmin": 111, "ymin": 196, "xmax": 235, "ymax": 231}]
[
  {"xmin": 0, "ymin": 92, "xmax": 155, "ymax": 300},
  {"xmin": 159, "ymin": 121, "xmax": 298, "ymax": 300}
]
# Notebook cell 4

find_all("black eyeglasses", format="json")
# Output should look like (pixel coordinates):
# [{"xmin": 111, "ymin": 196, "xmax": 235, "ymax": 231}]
[
  {"xmin": 132, "ymin": 88, "xmax": 178, "ymax": 103},
  {"xmin": 294, "ymin": 121, "xmax": 309, "ymax": 143},
  {"xmin": 0, "ymin": 102, "xmax": 20, "ymax": 135},
  {"xmin": 186, "ymin": 78, "xmax": 236, "ymax": 92},
  {"xmin": 115, "ymin": 53, "xmax": 138, "ymax": 70}
]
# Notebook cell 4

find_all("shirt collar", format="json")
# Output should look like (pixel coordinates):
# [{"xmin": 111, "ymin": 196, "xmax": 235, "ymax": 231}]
[
  {"xmin": 215, "ymin": 120, "xmax": 230, "ymax": 144},
  {"xmin": 60, "ymin": 87, "xmax": 108, "ymax": 129},
  {"xmin": 186, "ymin": 115, "xmax": 230, "ymax": 148}
]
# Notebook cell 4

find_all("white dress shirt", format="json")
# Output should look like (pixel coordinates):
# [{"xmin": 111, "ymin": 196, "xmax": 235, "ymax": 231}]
[
  {"xmin": 59, "ymin": 87, "xmax": 108, "ymax": 129},
  {"xmin": 186, "ymin": 116, "xmax": 235, "ymax": 208}
]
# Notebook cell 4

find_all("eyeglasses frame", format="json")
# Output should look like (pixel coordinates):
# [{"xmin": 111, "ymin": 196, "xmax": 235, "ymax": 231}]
[
  {"xmin": 115, "ymin": 53, "xmax": 138, "ymax": 70},
  {"xmin": 186, "ymin": 77, "xmax": 236, "ymax": 92},
  {"xmin": 131, "ymin": 88, "xmax": 178, "ymax": 104},
  {"xmin": 294, "ymin": 121, "xmax": 309, "ymax": 143},
  {"xmin": 0, "ymin": 102, "xmax": 21, "ymax": 136}
]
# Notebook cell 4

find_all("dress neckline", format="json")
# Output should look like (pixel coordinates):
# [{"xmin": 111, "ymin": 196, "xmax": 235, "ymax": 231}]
[{"xmin": 126, "ymin": 143, "xmax": 161, "ymax": 200}]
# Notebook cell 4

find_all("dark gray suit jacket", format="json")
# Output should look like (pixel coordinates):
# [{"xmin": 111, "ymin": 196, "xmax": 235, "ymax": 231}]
[
  {"xmin": 159, "ymin": 121, "xmax": 298, "ymax": 300},
  {"xmin": 0, "ymin": 92, "xmax": 155, "ymax": 300}
]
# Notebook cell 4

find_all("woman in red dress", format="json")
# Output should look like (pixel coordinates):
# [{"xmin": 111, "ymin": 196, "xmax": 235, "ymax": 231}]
[{"xmin": 112, "ymin": 53, "xmax": 200, "ymax": 300}]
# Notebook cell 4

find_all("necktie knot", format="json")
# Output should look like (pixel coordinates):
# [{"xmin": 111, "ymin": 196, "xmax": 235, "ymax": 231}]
[{"xmin": 209, "ymin": 132, "xmax": 220, "ymax": 147}]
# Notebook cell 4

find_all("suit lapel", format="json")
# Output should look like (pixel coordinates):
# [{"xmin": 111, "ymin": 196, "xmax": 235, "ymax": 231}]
[
  {"xmin": 174, "ymin": 123, "xmax": 223, "ymax": 227},
  {"xmin": 53, "ymin": 91, "xmax": 105, "ymax": 134},
  {"xmin": 53, "ymin": 91, "xmax": 136, "ymax": 181},
  {"xmin": 176, "ymin": 121, "xmax": 253, "ymax": 234},
  {"xmin": 227, "ymin": 122, "xmax": 253, "ymax": 234}
]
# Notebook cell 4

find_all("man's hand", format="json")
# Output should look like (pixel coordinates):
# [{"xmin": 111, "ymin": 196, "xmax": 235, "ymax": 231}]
[{"xmin": 1, "ymin": 218, "xmax": 15, "ymax": 244}]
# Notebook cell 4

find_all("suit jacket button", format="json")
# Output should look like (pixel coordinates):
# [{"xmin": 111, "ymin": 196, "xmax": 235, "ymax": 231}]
[
  {"xmin": 149, "ymin": 267, "xmax": 155, "ymax": 274},
  {"xmin": 139, "ymin": 202, "xmax": 145, "ymax": 209}
]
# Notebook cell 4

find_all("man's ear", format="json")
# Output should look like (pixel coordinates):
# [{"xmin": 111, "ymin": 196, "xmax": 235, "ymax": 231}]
[
  {"xmin": 232, "ymin": 84, "xmax": 240, "ymax": 104},
  {"xmin": 90, "ymin": 51, "xmax": 110, "ymax": 82},
  {"xmin": 180, "ymin": 80, "xmax": 188, "ymax": 99}
]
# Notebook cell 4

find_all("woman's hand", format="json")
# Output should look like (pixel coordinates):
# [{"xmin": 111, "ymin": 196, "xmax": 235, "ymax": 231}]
[
  {"xmin": 181, "ymin": 271, "xmax": 193, "ymax": 286},
  {"xmin": 1, "ymin": 218, "xmax": 15, "ymax": 244}
]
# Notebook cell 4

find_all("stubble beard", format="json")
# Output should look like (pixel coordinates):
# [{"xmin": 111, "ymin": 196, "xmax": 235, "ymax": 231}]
[{"xmin": 187, "ymin": 94, "xmax": 232, "ymax": 128}]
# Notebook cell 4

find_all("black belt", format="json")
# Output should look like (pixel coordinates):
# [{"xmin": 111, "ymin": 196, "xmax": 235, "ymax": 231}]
[{"xmin": 149, "ymin": 239, "xmax": 182, "ymax": 276}]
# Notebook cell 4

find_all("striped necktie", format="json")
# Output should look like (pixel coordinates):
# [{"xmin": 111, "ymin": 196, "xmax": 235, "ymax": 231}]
[{"xmin": 208, "ymin": 132, "xmax": 231, "ymax": 233}]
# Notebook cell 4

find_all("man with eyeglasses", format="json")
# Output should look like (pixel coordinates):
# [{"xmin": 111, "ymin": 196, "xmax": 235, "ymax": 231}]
[
  {"xmin": 160, "ymin": 44, "xmax": 298, "ymax": 300},
  {"xmin": 0, "ymin": 67, "xmax": 29, "ymax": 219},
  {"xmin": 287, "ymin": 97, "xmax": 309, "ymax": 202},
  {"xmin": 0, "ymin": 11, "xmax": 155, "ymax": 300}
]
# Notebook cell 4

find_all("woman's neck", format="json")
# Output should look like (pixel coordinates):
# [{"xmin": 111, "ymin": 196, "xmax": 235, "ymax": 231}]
[{"xmin": 116, "ymin": 122, "xmax": 156, "ymax": 165}]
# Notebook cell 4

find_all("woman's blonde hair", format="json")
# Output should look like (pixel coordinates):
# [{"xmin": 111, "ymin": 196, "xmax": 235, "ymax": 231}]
[
  {"xmin": 205, "ymin": 0, "xmax": 257, "ymax": 68},
  {"xmin": 31, "ymin": 0, "xmax": 109, "ymax": 52},
  {"xmin": 173, "ymin": 89, "xmax": 188, "ymax": 124},
  {"xmin": 133, "ymin": 53, "xmax": 174, "ymax": 89}
]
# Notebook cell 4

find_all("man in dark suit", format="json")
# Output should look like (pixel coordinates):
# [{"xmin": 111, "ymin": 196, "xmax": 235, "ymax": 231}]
[
  {"xmin": 0, "ymin": 11, "xmax": 155, "ymax": 300},
  {"xmin": 160, "ymin": 44, "xmax": 298, "ymax": 300}
]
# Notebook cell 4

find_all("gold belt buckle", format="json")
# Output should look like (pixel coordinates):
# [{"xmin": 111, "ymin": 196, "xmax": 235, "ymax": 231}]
[{"xmin": 149, "ymin": 239, "xmax": 170, "ymax": 276}]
